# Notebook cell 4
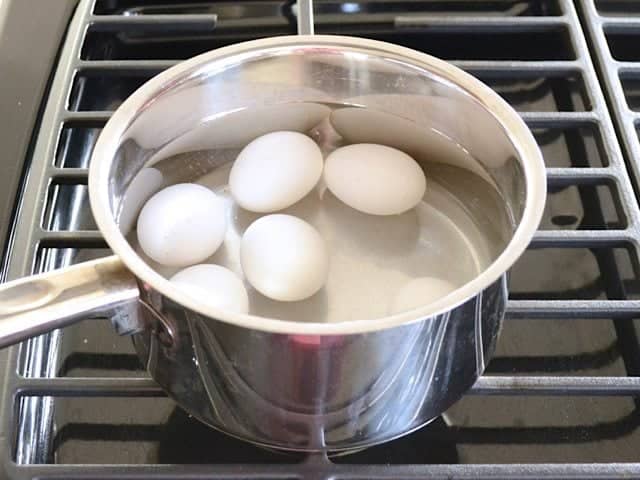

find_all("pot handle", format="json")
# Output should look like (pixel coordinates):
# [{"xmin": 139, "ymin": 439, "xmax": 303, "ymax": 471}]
[{"xmin": 0, "ymin": 256, "xmax": 139, "ymax": 349}]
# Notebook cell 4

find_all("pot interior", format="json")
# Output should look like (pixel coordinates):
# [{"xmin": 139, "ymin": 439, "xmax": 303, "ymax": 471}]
[{"xmin": 97, "ymin": 37, "xmax": 531, "ymax": 324}]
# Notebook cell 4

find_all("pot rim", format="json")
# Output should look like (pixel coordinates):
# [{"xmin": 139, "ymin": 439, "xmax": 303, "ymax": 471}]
[{"xmin": 89, "ymin": 35, "xmax": 546, "ymax": 335}]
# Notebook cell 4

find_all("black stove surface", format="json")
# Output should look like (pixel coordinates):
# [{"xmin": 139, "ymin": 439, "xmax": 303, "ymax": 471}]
[{"xmin": 3, "ymin": 0, "xmax": 640, "ymax": 478}]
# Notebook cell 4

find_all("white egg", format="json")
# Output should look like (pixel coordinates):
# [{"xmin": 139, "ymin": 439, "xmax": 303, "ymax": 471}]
[
  {"xmin": 324, "ymin": 144, "xmax": 427, "ymax": 216},
  {"xmin": 118, "ymin": 167, "xmax": 164, "ymax": 235},
  {"xmin": 229, "ymin": 131, "xmax": 323, "ymax": 213},
  {"xmin": 241, "ymin": 214, "xmax": 328, "ymax": 302},
  {"xmin": 171, "ymin": 264, "xmax": 249, "ymax": 314},
  {"xmin": 391, "ymin": 277, "xmax": 457, "ymax": 314},
  {"xmin": 137, "ymin": 183, "xmax": 227, "ymax": 267}
]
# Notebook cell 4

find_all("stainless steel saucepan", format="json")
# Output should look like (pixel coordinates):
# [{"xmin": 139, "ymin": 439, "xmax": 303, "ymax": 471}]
[{"xmin": 0, "ymin": 21, "xmax": 546, "ymax": 451}]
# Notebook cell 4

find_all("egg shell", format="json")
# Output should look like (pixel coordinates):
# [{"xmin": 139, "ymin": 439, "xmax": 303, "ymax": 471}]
[
  {"xmin": 118, "ymin": 167, "xmax": 164, "ymax": 235},
  {"xmin": 229, "ymin": 131, "xmax": 324, "ymax": 213},
  {"xmin": 137, "ymin": 183, "xmax": 227, "ymax": 267},
  {"xmin": 241, "ymin": 214, "xmax": 328, "ymax": 302},
  {"xmin": 324, "ymin": 143, "xmax": 427, "ymax": 216},
  {"xmin": 171, "ymin": 264, "xmax": 249, "ymax": 314},
  {"xmin": 390, "ymin": 277, "xmax": 456, "ymax": 314}
]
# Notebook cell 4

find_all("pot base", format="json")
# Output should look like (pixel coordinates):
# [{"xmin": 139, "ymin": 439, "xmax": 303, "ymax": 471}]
[{"xmin": 132, "ymin": 275, "xmax": 504, "ymax": 451}]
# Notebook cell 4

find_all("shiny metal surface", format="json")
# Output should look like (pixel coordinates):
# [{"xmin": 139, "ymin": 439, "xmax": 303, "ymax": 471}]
[
  {"xmin": 297, "ymin": 0, "xmax": 315, "ymax": 35},
  {"xmin": 0, "ymin": 35, "xmax": 545, "ymax": 450},
  {"xmin": 0, "ymin": 257, "xmax": 138, "ymax": 348},
  {"xmin": 578, "ymin": 1, "xmax": 640, "ymax": 200},
  {"xmin": 133, "ymin": 277, "xmax": 504, "ymax": 450}
]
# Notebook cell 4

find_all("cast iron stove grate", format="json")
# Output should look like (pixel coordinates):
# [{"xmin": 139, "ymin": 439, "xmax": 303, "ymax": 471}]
[
  {"xmin": 578, "ymin": 1, "xmax": 640, "ymax": 211},
  {"xmin": 3, "ymin": 0, "xmax": 640, "ymax": 478}
]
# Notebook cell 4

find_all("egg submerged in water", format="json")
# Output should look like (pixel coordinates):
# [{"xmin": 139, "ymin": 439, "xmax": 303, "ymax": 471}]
[
  {"xmin": 241, "ymin": 214, "xmax": 329, "ymax": 302},
  {"xmin": 171, "ymin": 264, "xmax": 249, "ymax": 314},
  {"xmin": 137, "ymin": 183, "xmax": 227, "ymax": 267},
  {"xmin": 229, "ymin": 131, "xmax": 324, "ymax": 213},
  {"xmin": 324, "ymin": 143, "xmax": 427, "ymax": 216}
]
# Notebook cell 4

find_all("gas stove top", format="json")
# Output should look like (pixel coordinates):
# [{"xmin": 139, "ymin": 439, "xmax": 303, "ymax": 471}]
[{"xmin": 2, "ymin": 0, "xmax": 640, "ymax": 478}]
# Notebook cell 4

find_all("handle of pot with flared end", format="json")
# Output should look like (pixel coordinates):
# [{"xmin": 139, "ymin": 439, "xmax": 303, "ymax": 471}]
[
  {"xmin": 0, "ymin": 256, "xmax": 139, "ymax": 349},
  {"xmin": 297, "ymin": 0, "xmax": 314, "ymax": 35}
]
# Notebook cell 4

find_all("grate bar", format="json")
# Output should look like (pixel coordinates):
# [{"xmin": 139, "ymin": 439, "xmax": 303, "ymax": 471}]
[
  {"xmin": 200, "ymin": 16, "xmax": 290, "ymax": 29},
  {"xmin": 13, "ymin": 374, "xmax": 640, "ymax": 398},
  {"xmin": 594, "ymin": 19, "xmax": 640, "ymax": 29},
  {"xmin": 63, "ymin": 111, "xmax": 112, "ymax": 123},
  {"xmin": 453, "ymin": 60, "xmax": 581, "ymax": 72},
  {"xmin": 39, "ymin": 231, "xmax": 103, "ymax": 241},
  {"xmin": 530, "ymin": 229, "xmax": 633, "ymax": 246},
  {"xmin": 88, "ymin": 14, "xmax": 217, "ymax": 32},
  {"xmin": 16, "ymin": 377, "xmax": 163, "ymax": 397},
  {"xmin": 614, "ymin": 61, "xmax": 640, "ymax": 73},
  {"xmin": 38, "ymin": 231, "xmax": 105, "ymax": 248},
  {"xmin": 393, "ymin": 15, "xmax": 568, "ymax": 29},
  {"xmin": 51, "ymin": 168, "xmax": 88, "ymax": 184},
  {"xmin": 507, "ymin": 299, "xmax": 640, "ymax": 318},
  {"xmin": 471, "ymin": 375, "xmax": 640, "ymax": 395},
  {"xmin": 78, "ymin": 59, "xmax": 178, "ymax": 71},
  {"xmin": 546, "ymin": 167, "xmax": 615, "ymax": 179},
  {"xmin": 10, "ymin": 461, "xmax": 640, "ymax": 480},
  {"xmin": 519, "ymin": 111, "xmax": 599, "ymax": 124},
  {"xmin": 9, "ymin": 463, "xmax": 303, "ymax": 480}
]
